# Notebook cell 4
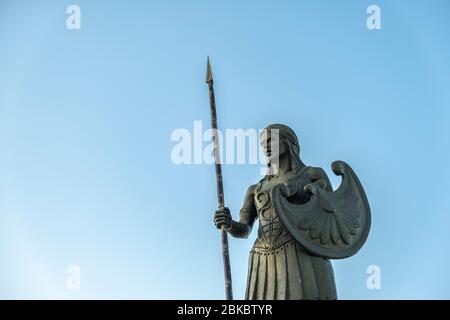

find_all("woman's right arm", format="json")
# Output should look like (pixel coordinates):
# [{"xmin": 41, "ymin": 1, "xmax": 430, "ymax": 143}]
[{"xmin": 214, "ymin": 185, "xmax": 257, "ymax": 239}]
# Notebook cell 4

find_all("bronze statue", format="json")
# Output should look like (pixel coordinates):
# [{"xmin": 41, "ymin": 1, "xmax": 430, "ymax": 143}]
[
  {"xmin": 206, "ymin": 59, "xmax": 371, "ymax": 300},
  {"xmin": 214, "ymin": 125, "xmax": 371, "ymax": 300}
]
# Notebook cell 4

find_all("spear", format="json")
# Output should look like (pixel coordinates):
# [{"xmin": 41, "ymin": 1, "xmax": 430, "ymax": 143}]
[{"xmin": 205, "ymin": 56, "xmax": 233, "ymax": 300}]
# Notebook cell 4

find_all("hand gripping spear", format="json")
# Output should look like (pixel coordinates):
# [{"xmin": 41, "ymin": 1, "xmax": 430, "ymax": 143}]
[{"xmin": 205, "ymin": 57, "xmax": 233, "ymax": 300}]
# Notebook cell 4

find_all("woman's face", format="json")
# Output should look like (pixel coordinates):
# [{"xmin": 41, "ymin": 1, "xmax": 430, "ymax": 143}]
[{"xmin": 260, "ymin": 129, "xmax": 287, "ymax": 162}]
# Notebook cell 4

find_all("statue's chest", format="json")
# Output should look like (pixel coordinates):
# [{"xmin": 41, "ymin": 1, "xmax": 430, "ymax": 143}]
[{"xmin": 253, "ymin": 175, "xmax": 291, "ymax": 214}]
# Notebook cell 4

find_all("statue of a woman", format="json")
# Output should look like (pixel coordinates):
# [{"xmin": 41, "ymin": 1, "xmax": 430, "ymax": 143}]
[{"xmin": 214, "ymin": 124, "xmax": 370, "ymax": 300}]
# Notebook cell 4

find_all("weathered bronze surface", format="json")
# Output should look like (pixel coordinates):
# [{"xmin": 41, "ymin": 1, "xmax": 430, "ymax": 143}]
[{"xmin": 214, "ymin": 124, "xmax": 371, "ymax": 300}]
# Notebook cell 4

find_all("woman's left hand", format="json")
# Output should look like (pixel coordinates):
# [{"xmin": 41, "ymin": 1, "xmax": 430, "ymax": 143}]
[
  {"xmin": 303, "ymin": 179, "xmax": 327, "ymax": 194},
  {"xmin": 279, "ymin": 181, "xmax": 298, "ymax": 197}
]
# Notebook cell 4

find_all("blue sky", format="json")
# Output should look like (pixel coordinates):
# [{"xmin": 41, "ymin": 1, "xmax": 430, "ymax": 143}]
[{"xmin": 0, "ymin": 0, "xmax": 449, "ymax": 299}]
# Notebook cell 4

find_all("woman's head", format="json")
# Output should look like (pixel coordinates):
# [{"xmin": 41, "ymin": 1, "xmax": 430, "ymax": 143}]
[{"xmin": 260, "ymin": 123, "xmax": 305, "ymax": 172}]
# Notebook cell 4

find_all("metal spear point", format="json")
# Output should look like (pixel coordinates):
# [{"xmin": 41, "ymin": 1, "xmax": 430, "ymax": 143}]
[{"xmin": 205, "ymin": 56, "xmax": 233, "ymax": 300}]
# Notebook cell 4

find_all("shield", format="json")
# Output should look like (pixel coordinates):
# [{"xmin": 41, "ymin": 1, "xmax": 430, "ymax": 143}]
[{"xmin": 272, "ymin": 161, "xmax": 371, "ymax": 259}]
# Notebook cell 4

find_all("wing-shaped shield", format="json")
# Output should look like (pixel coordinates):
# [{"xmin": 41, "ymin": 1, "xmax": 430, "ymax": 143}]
[{"xmin": 272, "ymin": 161, "xmax": 371, "ymax": 259}]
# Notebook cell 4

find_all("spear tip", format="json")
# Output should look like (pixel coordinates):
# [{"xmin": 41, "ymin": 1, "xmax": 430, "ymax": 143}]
[{"xmin": 205, "ymin": 56, "xmax": 213, "ymax": 83}]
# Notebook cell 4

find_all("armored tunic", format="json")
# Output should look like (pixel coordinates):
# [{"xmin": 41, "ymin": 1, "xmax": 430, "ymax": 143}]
[{"xmin": 243, "ymin": 168, "xmax": 337, "ymax": 300}]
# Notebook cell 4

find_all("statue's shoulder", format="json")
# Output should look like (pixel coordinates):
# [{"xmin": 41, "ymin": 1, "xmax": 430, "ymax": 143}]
[
  {"xmin": 297, "ymin": 165, "xmax": 328, "ymax": 181},
  {"xmin": 289, "ymin": 165, "xmax": 316, "ymax": 181},
  {"xmin": 244, "ymin": 183, "xmax": 258, "ymax": 198}
]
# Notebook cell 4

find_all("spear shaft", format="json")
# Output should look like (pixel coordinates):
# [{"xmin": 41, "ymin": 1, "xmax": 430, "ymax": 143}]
[{"xmin": 205, "ymin": 57, "xmax": 233, "ymax": 300}]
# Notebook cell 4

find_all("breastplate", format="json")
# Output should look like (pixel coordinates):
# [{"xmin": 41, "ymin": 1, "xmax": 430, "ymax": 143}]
[{"xmin": 253, "ymin": 189, "xmax": 292, "ymax": 250}]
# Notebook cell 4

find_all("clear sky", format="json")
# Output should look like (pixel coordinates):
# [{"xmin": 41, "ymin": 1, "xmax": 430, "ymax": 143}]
[{"xmin": 1, "ymin": 0, "xmax": 449, "ymax": 299}]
